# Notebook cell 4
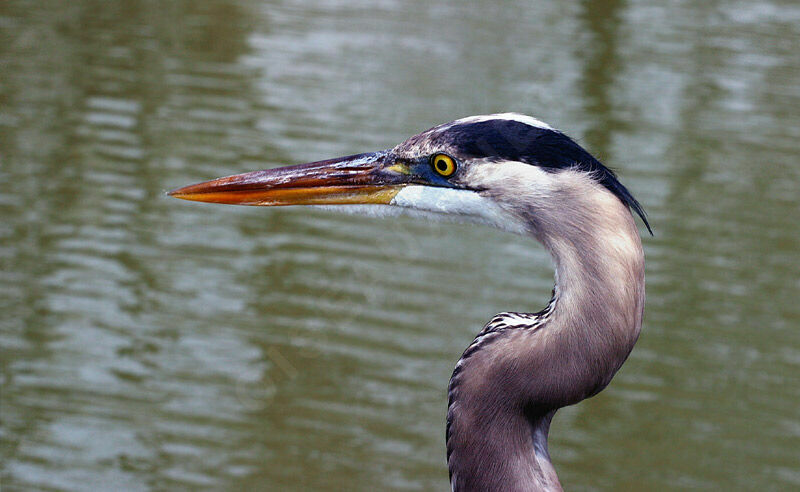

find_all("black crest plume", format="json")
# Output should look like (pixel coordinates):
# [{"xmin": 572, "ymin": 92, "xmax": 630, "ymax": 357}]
[{"xmin": 446, "ymin": 119, "xmax": 653, "ymax": 235}]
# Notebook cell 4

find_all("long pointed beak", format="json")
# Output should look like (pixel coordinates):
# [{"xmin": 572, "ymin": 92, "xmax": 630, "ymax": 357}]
[{"xmin": 168, "ymin": 151, "xmax": 408, "ymax": 206}]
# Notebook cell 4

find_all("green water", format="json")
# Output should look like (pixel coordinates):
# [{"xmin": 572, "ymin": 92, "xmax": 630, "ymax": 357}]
[{"xmin": 1, "ymin": 1, "xmax": 799, "ymax": 490}]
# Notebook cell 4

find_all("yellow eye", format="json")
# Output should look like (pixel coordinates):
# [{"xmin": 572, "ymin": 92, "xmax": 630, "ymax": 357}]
[{"xmin": 431, "ymin": 154, "xmax": 457, "ymax": 177}]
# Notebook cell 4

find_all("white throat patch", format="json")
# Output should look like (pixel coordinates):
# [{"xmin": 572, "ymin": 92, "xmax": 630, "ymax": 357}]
[
  {"xmin": 315, "ymin": 185, "xmax": 527, "ymax": 235},
  {"xmin": 390, "ymin": 186, "xmax": 527, "ymax": 234}
]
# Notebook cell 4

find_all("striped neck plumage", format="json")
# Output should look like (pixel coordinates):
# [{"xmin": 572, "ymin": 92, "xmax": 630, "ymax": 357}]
[{"xmin": 445, "ymin": 182, "xmax": 645, "ymax": 492}]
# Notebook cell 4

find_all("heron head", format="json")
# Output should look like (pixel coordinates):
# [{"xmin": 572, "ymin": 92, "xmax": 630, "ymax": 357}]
[{"xmin": 169, "ymin": 113, "xmax": 650, "ymax": 236}]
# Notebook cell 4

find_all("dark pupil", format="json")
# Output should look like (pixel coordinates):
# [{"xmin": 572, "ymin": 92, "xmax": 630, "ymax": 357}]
[{"xmin": 436, "ymin": 159, "xmax": 448, "ymax": 172}]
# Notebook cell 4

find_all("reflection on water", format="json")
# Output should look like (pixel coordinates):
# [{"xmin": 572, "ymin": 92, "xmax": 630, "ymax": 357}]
[{"xmin": 1, "ymin": 0, "xmax": 799, "ymax": 490}]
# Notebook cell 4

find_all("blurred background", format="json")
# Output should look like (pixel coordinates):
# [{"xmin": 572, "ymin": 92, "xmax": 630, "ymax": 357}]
[{"xmin": 1, "ymin": 0, "xmax": 799, "ymax": 490}]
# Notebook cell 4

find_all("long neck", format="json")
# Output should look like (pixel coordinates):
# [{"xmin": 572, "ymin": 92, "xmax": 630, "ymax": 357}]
[{"xmin": 446, "ymin": 190, "xmax": 645, "ymax": 491}]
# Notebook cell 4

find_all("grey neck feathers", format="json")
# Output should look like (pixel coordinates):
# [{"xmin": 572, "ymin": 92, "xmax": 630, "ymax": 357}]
[{"xmin": 446, "ymin": 186, "xmax": 645, "ymax": 492}]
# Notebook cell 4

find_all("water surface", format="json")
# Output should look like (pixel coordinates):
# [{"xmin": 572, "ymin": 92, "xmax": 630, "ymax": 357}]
[{"xmin": 1, "ymin": 0, "xmax": 799, "ymax": 490}]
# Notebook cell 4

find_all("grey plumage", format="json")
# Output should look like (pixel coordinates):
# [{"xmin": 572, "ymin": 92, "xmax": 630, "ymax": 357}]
[
  {"xmin": 169, "ymin": 113, "xmax": 648, "ymax": 492},
  {"xmin": 444, "ymin": 171, "xmax": 645, "ymax": 490},
  {"xmin": 395, "ymin": 115, "xmax": 647, "ymax": 491}
]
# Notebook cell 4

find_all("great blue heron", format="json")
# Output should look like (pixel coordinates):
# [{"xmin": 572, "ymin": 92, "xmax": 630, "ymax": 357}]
[{"xmin": 170, "ymin": 113, "xmax": 650, "ymax": 491}]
